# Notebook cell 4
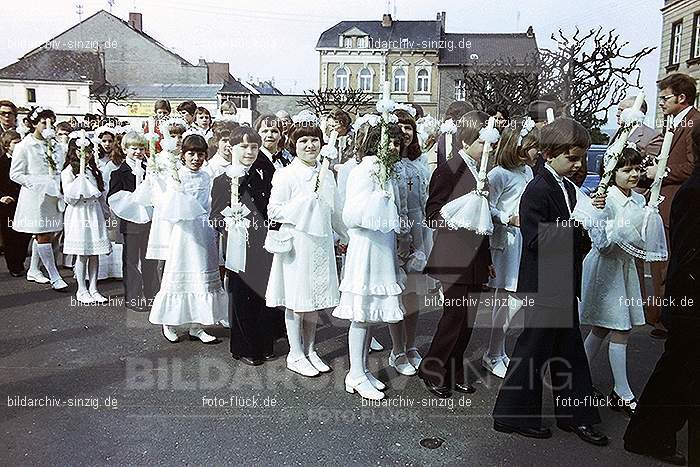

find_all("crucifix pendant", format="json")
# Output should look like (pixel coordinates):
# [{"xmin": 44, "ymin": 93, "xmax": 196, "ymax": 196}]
[{"xmin": 407, "ymin": 177, "xmax": 414, "ymax": 192}]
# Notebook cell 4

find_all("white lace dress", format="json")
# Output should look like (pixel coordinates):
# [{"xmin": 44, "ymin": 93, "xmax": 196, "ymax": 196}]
[
  {"xmin": 333, "ymin": 156, "xmax": 405, "ymax": 323},
  {"xmin": 149, "ymin": 167, "xmax": 227, "ymax": 326},
  {"xmin": 265, "ymin": 158, "xmax": 343, "ymax": 312},
  {"xmin": 580, "ymin": 186, "xmax": 646, "ymax": 330},
  {"xmin": 143, "ymin": 150, "xmax": 179, "ymax": 260}
]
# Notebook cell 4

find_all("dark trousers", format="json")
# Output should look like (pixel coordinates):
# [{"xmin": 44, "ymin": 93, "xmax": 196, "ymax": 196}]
[
  {"xmin": 418, "ymin": 283, "xmax": 481, "ymax": 387},
  {"xmin": 492, "ymin": 307, "xmax": 600, "ymax": 429},
  {"xmin": 228, "ymin": 271, "xmax": 274, "ymax": 360},
  {"xmin": 122, "ymin": 228, "xmax": 162, "ymax": 307},
  {"xmin": 1, "ymin": 206, "xmax": 31, "ymax": 273},
  {"xmin": 624, "ymin": 318, "xmax": 700, "ymax": 463}
]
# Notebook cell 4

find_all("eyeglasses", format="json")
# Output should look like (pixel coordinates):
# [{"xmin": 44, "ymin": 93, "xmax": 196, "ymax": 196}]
[
  {"xmin": 658, "ymin": 94, "xmax": 677, "ymax": 102},
  {"xmin": 0, "ymin": 111, "xmax": 15, "ymax": 117}
]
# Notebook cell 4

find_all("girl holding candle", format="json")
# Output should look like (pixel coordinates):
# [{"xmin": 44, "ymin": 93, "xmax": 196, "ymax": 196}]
[
  {"xmin": 211, "ymin": 126, "xmax": 276, "ymax": 365},
  {"xmin": 482, "ymin": 122, "xmax": 534, "ymax": 378},
  {"xmin": 333, "ymin": 123, "xmax": 406, "ymax": 400},
  {"xmin": 10, "ymin": 107, "xmax": 68, "ymax": 291},
  {"xmin": 149, "ymin": 134, "xmax": 227, "ymax": 344},
  {"xmin": 265, "ymin": 118, "xmax": 347, "ymax": 377},
  {"xmin": 61, "ymin": 135, "xmax": 111, "ymax": 304},
  {"xmin": 581, "ymin": 146, "xmax": 648, "ymax": 416}
]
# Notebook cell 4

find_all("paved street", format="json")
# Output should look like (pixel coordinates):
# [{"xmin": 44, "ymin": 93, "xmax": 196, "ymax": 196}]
[{"xmin": 0, "ymin": 264, "xmax": 687, "ymax": 465}]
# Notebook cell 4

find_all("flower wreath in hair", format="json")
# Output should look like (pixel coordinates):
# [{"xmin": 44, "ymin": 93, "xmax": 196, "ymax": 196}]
[
  {"xmin": 394, "ymin": 103, "xmax": 417, "ymax": 118},
  {"xmin": 517, "ymin": 117, "xmax": 536, "ymax": 147}
]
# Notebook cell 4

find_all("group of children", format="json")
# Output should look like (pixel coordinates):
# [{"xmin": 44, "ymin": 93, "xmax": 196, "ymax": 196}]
[{"xmin": 6, "ymin": 99, "xmax": 658, "ymax": 436}]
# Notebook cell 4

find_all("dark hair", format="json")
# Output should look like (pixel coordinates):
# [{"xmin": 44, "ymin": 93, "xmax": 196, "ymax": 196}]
[
  {"xmin": 445, "ymin": 101, "xmax": 474, "ymax": 121},
  {"xmin": 659, "ymin": 73, "xmax": 697, "ymax": 105},
  {"xmin": 154, "ymin": 99, "xmax": 171, "ymax": 113},
  {"xmin": 413, "ymin": 104, "xmax": 425, "ymax": 120},
  {"xmin": 27, "ymin": 107, "xmax": 56, "ymax": 129},
  {"xmin": 285, "ymin": 123, "xmax": 324, "ymax": 157},
  {"xmin": 362, "ymin": 123, "xmax": 404, "ymax": 159},
  {"xmin": 328, "ymin": 108, "xmax": 352, "ymax": 129},
  {"xmin": 540, "ymin": 117, "xmax": 591, "ymax": 159},
  {"xmin": 177, "ymin": 101, "xmax": 197, "ymax": 115},
  {"xmin": 527, "ymin": 100, "xmax": 558, "ymax": 123},
  {"xmin": 95, "ymin": 129, "xmax": 116, "ymax": 161},
  {"xmin": 195, "ymin": 107, "xmax": 211, "ymax": 118},
  {"xmin": 456, "ymin": 110, "xmax": 490, "ymax": 148},
  {"xmin": 230, "ymin": 126, "xmax": 262, "ymax": 146},
  {"xmin": 56, "ymin": 121, "xmax": 73, "ymax": 133},
  {"xmin": 63, "ymin": 138, "xmax": 105, "ymax": 192},
  {"xmin": 181, "ymin": 134, "xmax": 208, "ymax": 154},
  {"xmin": 394, "ymin": 109, "xmax": 421, "ymax": 159},
  {"xmin": 0, "ymin": 100, "xmax": 18, "ymax": 114},
  {"xmin": 487, "ymin": 105, "xmax": 510, "ymax": 121},
  {"xmin": 254, "ymin": 114, "xmax": 284, "ymax": 132},
  {"xmin": 599, "ymin": 147, "xmax": 643, "ymax": 188},
  {"xmin": 208, "ymin": 126, "xmax": 233, "ymax": 158},
  {"xmin": 0, "ymin": 129, "xmax": 21, "ymax": 151}
]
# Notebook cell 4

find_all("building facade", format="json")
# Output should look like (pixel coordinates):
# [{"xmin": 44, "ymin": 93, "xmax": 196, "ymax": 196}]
[{"xmin": 659, "ymin": 0, "xmax": 700, "ymax": 107}]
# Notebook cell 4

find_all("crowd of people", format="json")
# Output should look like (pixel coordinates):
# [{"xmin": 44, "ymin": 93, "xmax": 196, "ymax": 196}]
[{"xmin": 0, "ymin": 72, "xmax": 697, "ymax": 464}]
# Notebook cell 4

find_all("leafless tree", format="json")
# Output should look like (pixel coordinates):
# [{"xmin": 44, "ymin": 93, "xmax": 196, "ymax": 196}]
[
  {"xmin": 90, "ymin": 83, "xmax": 134, "ymax": 117},
  {"xmin": 297, "ymin": 88, "xmax": 374, "ymax": 117}
]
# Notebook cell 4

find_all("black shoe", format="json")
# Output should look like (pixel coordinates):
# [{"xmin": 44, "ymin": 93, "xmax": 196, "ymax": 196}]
[
  {"xmin": 420, "ymin": 377, "xmax": 452, "ymax": 398},
  {"xmin": 592, "ymin": 386, "xmax": 605, "ymax": 400},
  {"xmin": 624, "ymin": 442, "xmax": 686, "ymax": 465},
  {"xmin": 609, "ymin": 391, "xmax": 637, "ymax": 417},
  {"xmin": 9, "ymin": 269, "xmax": 25, "ymax": 277},
  {"xmin": 453, "ymin": 383, "xmax": 476, "ymax": 394},
  {"xmin": 649, "ymin": 328, "xmax": 668, "ymax": 340},
  {"xmin": 232, "ymin": 355, "xmax": 263, "ymax": 366},
  {"xmin": 557, "ymin": 424, "xmax": 609, "ymax": 446},
  {"xmin": 263, "ymin": 353, "xmax": 276, "ymax": 361},
  {"xmin": 493, "ymin": 421, "xmax": 552, "ymax": 439}
]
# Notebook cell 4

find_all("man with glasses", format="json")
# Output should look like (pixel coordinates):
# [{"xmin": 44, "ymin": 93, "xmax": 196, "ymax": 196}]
[
  {"xmin": 0, "ymin": 100, "xmax": 17, "ymax": 132},
  {"xmin": 642, "ymin": 73, "xmax": 700, "ymax": 341}
]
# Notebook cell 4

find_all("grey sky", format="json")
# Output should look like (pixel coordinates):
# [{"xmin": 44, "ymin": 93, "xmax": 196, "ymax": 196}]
[{"xmin": 0, "ymin": 0, "xmax": 664, "ymax": 125}]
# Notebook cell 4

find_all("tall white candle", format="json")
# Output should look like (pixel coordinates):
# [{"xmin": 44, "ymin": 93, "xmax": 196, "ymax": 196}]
[
  {"xmin": 445, "ymin": 133, "xmax": 453, "ymax": 161},
  {"xmin": 147, "ymin": 117, "xmax": 155, "ymax": 134},
  {"xmin": 546, "ymin": 108, "xmax": 555, "ymax": 124},
  {"xmin": 631, "ymin": 93, "xmax": 645, "ymax": 113},
  {"xmin": 79, "ymin": 129, "xmax": 87, "ymax": 175},
  {"xmin": 649, "ymin": 116, "xmax": 674, "ymax": 206},
  {"xmin": 478, "ymin": 117, "xmax": 496, "ymax": 188},
  {"xmin": 318, "ymin": 130, "xmax": 338, "ymax": 190}
]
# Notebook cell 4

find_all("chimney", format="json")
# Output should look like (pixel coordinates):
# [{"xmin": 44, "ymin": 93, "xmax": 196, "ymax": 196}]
[
  {"xmin": 198, "ymin": 58, "xmax": 207, "ymax": 66},
  {"xmin": 437, "ymin": 11, "xmax": 446, "ymax": 31},
  {"xmin": 207, "ymin": 62, "xmax": 230, "ymax": 84},
  {"xmin": 128, "ymin": 12, "xmax": 142, "ymax": 32},
  {"xmin": 382, "ymin": 14, "xmax": 393, "ymax": 28},
  {"xmin": 526, "ymin": 25, "xmax": 534, "ymax": 38}
]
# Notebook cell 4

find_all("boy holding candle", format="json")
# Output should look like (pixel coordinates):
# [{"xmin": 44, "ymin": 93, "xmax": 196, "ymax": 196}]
[{"xmin": 492, "ymin": 117, "xmax": 608, "ymax": 446}]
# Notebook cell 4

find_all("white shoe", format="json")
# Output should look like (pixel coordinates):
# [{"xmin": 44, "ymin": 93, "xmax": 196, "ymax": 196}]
[
  {"xmin": 482, "ymin": 353, "xmax": 508, "ymax": 379},
  {"xmin": 219, "ymin": 319, "xmax": 230, "ymax": 328},
  {"xmin": 345, "ymin": 374, "xmax": 384, "ymax": 400},
  {"xmin": 369, "ymin": 337, "xmax": 384, "ymax": 352},
  {"xmin": 286, "ymin": 356, "xmax": 320, "ymax": 377},
  {"xmin": 365, "ymin": 371, "xmax": 386, "ymax": 391},
  {"xmin": 389, "ymin": 351, "xmax": 417, "ymax": 376},
  {"xmin": 27, "ymin": 270, "xmax": 50, "ymax": 284},
  {"xmin": 51, "ymin": 278, "xmax": 69, "ymax": 291},
  {"xmin": 76, "ymin": 291, "xmax": 95, "ymax": 304},
  {"xmin": 188, "ymin": 327, "xmax": 220, "ymax": 344},
  {"xmin": 90, "ymin": 291, "xmax": 108, "ymax": 304},
  {"xmin": 307, "ymin": 351, "xmax": 331, "ymax": 373},
  {"xmin": 162, "ymin": 325, "xmax": 179, "ymax": 343},
  {"xmin": 406, "ymin": 347, "xmax": 423, "ymax": 368}
]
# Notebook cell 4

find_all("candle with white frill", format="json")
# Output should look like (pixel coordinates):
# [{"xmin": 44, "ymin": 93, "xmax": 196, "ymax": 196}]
[{"xmin": 648, "ymin": 116, "xmax": 674, "ymax": 207}]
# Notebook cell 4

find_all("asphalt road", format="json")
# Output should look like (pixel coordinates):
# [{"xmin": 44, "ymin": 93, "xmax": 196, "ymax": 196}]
[{"xmin": 0, "ymin": 263, "xmax": 687, "ymax": 466}]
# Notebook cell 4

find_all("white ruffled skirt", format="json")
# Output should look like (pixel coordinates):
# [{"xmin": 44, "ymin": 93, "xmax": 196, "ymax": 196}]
[{"xmin": 62, "ymin": 198, "xmax": 111, "ymax": 256}]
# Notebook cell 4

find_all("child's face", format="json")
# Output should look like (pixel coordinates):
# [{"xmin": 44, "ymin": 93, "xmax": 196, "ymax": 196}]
[
  {"xmin": 56, "ymin": 129, "xmax": 70, "ymax": 144},
  {"xmin": 547, "ymin": 147, "xmax": 585, "ymax": 178},
  {"xmin": 388, "ymin": 137, "xmax": 402, "ymax": 159},
  {"xmin": 126, "ymin": 145, "xmax": 146, "ymax": 160},
  {"xmin": 183, "ymin": 150, "xmax": 206, "ymax": 170},
  {"xmin": 615, "ymin": 164, "xmax": 641, "ymax": 192},
  {"xmin": 217, "ymin": 137, "xmax": 232, "ymax": 161},
  {"xmin": 35, "ymin": 117, "xmax": 53, "ymax": 134},
  {"xmin": 100, "ymin": 134, "xmax": 114, "ymax": 153},
  {"xmin": 259, "ymin": 122, "xmax": 281, "ymax": 151},
  {"xmin": 155, "ymin": 109, "xmax": 169, "ymax": 119},
  {"xmin": 179, "ymin": 110, "xmax": 194, "ymax": 123},
  {"xmin": 231, "ymin": 136, "xmax": 259, "ymax": 167},
  {"xmin": 328, "ymin": 117, "xmax": 348, "ymax": 136},
  {"xmin": 463, "ymin": 138, "xmax": 486, "ymax": 162},
  {"xmin": 398, "ymin": 123, "xmax": 414, "ymax": 149},
  {"xmin": 295, "ymin": 135, "xmax": 321, "ymax": 165},
  {"xmin": 169, "ymin": 132, "xmax": 184, "ymax": 150},
  {"xmin": 196, "ymin": 113, "xmax": 211, "ymax": 128}
]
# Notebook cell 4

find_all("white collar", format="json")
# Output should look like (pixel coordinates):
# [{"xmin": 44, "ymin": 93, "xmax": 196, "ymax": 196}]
[
  {"xmin": 544, "ymin": 163, "xmax": 565, "ymax": 184},
  {"xmin": 125, "ymin": 157, "xmax": 143, "ymax": 171},
  {"xmin": 291, "ymin": 156, "xmax": 320, "ymax": 180},
  {"xmin": 673, "ymin": 106, "xmax": 694, "ymax": 129},
  {"xmin": 458, "ymin": 149, "xmax": 478, "ymax": 168},
  {"xmin": 210, "ymin": 153, "xmax": 231, "ymax": 167}
]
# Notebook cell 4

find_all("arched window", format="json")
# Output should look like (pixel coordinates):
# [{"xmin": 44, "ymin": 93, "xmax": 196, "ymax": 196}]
[
  {"xmin": 416, "ymin": 68, "xmax": 430, "ymax": 92},
  {"xmin": 393, "ymin": 68, "xmax": 406, "ymax": 92},
  {"xmin": 358, "ymin": 68, "xmax": 372, "ymax": 91},
  {"xmin": 335, "ymin": 67, "xmax": 349, "ymax": 89}
]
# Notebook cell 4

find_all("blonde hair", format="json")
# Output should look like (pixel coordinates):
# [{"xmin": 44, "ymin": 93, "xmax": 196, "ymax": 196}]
[
  {"xmin": 495, "ymin": 125, "xmax": 523, "ymax": 171},
  {"xmin": 121, "ymin": 131, "xmax": 147, "ymax": 150}
]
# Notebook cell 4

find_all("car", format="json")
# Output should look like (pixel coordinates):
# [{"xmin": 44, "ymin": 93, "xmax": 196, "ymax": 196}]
[{"xmin": 581, "ymin": 144, "xmax": 607, "ymax": 196}]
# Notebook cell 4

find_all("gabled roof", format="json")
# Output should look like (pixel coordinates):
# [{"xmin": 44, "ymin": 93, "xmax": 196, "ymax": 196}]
[
  {"xmin": 439, "ymin": 33, "xmax": 539, "ymax": 66},
  {"xmin": 0, "ymin": 49, "xmax": 104, "ymax": 83},
  {"xmin": 317, "ymin": 20, "xmax": 441, "ymax": 50},
  {"xmin": 21, "ymin": 10, "xmax": 199, "ymax": 68},
  {"xmin": 248, "ymin": 81, "xmax": 283, "ymax": 95},
  {"xmin": 219, "ymin": 75, "xmax": 251, "ymax": 94},
  {"xmin": 124, "ymin": 83, "xmax": 220, "ymax": 100}
]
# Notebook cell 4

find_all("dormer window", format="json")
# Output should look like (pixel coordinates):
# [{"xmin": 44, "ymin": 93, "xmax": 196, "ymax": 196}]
[
  {"xmin": 343, "ymin": 37, "xmax": 353, "ymax": 48},
  {"xmin": 357, "ymin": 37, "xmax": 366, "ymax": 48}
]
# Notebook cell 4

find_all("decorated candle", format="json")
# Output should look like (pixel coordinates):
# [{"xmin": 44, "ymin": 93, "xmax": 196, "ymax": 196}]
[
  {"xmin": 648, "ymin": 116, "xmax": 674, "ymax": 206},
  {"xmin": 79, "ymin": 129, "xmax": 87, "ymax": 175},
  {"xmin": 546, "ymin": 108, "xmax": 555, "ymax": 124}
]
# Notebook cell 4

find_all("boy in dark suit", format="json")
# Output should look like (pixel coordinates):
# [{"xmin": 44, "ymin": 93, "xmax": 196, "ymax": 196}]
[
  {"xmin": 210, "ymin": 126, "xmax": 276, "ymax": 366},
  {"xmin": 419, "ymin": 111, "xmax": 493, "ymax": 398},
  {"xmin": 492, "ymin": 118, "xmax": 609, "ymax": 446},
  {"xmin": 107, "ymin": 132, "xmax": 161, "ymax": 312}
]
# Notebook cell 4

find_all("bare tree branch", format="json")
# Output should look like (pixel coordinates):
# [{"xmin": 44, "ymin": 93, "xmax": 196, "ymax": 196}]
[
  {"xmin": 297, "ymin": 88, "xmax": 374, "ymax": 117},
  {"xmin": 90, "ymin": 83, "xmax": 135, "ymax": 118}
]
